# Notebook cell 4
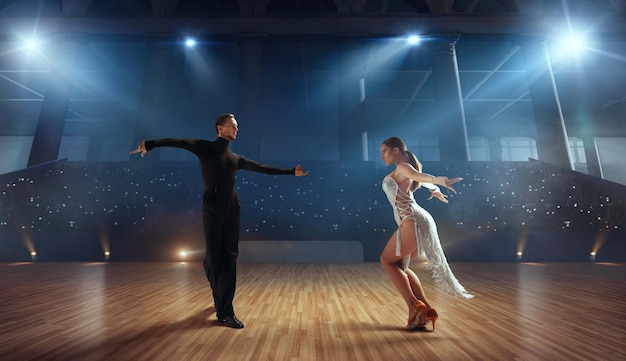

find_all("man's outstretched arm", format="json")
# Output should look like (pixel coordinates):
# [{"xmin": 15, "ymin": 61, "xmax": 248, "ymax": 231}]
[
  {"xmin": 239, "ymin": 157, "xmax": 309, "ymax": 177},
  {"xmin": 130, "ymin": 141, "xmax": 148, "ymax": 157},
  {"xmin": 130, "ymin": 138, "xmax": 206, "ymax": 158}
]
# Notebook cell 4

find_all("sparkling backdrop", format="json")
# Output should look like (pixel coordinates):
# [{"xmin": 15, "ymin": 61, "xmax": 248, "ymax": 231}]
[{"xmin": 1, "ymin": 160, "xmax": 625, "ymax": 261}]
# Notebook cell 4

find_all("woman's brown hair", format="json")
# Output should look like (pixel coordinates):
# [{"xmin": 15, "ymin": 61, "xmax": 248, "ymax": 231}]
[{"xmin": 382, "ymin": 136, "xmax": 423, "ymax": 192}]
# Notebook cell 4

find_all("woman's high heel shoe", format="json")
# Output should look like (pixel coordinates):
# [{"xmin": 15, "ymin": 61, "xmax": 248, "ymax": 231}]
[
  {"xmin": 408, "ymin": 300, "xmax": 427, "ymax": 330},
  {"xmin": 424, "ymin": 308, "xmax": 439, "ymax": 331}
]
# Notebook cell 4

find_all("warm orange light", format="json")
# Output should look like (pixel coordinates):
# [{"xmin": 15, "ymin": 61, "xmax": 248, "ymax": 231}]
[
  {"xmin": 19, "ymin": 230, "xmax": 36, "ymax": 254},
  {"xmin": 591, "ymin": 231, "xmax": 607, "ymax": 254},
  {"xmin": 517, "ymin": 231, "xmax": 527, "ymax": 253},
  {"xmin": 99, "ymin": 225, "xmax": 110, "ymax": 257},
  {"xmin": 517, "ymin": 230, "xmax": 527, "ymax": 261}
]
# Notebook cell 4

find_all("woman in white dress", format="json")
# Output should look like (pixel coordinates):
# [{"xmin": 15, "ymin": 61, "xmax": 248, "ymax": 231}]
[{"xmin": 379, "ymin": 137, "xmax": 473, "ymax": 331}]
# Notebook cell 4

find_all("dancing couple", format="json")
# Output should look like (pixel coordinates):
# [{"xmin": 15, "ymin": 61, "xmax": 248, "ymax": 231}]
[{"xmin": 131, "ymin": 114, "xmax": 471, "ymax": 330}]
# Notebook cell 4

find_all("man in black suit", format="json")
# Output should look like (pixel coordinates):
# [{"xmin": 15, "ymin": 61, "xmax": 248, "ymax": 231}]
[{"xmin": 131, "ymin": 113, "xmax": 308, "ymax": 328}]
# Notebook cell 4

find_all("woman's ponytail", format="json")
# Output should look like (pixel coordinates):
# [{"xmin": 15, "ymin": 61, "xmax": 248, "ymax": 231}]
[{"xmin": 405, "ymin": 150, "xmax": 422, "ymax": 192}]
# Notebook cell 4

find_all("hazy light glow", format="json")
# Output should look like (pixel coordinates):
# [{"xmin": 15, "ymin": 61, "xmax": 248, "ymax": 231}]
[
  {"xmin": 407, "ymin": 35, "xmax": 421, "ymax": 45},
  {"xmin": 563, "ymin": 34, "xmax": 586, "ymax": 53},
  {"xmin": 26, "ymin": 40, "xmax": 38, "ymax": 51},
  {"xmin": 550, "ymin": 32, "xmax": 590, "ymax": 60},
  {"xmin": 185, "ymin": 38, "xmax": 197, "ymax": 48}
]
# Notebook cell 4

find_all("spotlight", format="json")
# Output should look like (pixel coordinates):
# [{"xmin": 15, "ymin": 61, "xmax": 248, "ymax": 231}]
[
  {"xmin": 179, "ymin": 250, "xmax": 188, "ymax": 260},
  {"xmin": 591, "ymin": 231, "xmax": 606, "ymax": 261},
  {"xmin": 30, "ymin": 251, "xmax": 37, "ymax": 261},
  {"xmin": 407, "ymin": 35, "xmax": 421, "ymax": 45},
  {"xmin": 104, "ymin": 251, "xmax": 110, "ymax": 261},
  {"xmin": 185, "ymin": 38, "xmax": 197, "ymax": 48},
  {"xmin": 551, "ymin": 32, "xmax": 588, "ymax": 58},
  {"xmin": 516, "ymin": 230, "xmax": 527, "ymax": 262},
  {"xmin": 563, "ymin": 34, "xmax": 585, "ymax": 53},
  {"xmin": 26, "ymin": 40, "xmax": 38, "ymax": 51}
]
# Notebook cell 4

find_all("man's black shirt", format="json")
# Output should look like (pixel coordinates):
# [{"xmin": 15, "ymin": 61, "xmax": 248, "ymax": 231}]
[{"xmin": 145, "ymin": 137, "xmax": 295, "ymax": 196}]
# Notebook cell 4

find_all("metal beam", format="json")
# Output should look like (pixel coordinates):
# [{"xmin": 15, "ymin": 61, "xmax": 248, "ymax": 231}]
[{"xmin": 0, "ymin": 14, "xmax": 625, "ymax": 39}]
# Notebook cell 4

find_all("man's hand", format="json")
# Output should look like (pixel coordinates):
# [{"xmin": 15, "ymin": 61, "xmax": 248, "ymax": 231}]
[
  {"xmin": 130, "ymin": 141, "xmax": 147, "ymax": 158},
  {"xmin": 295, "ymin": 164, "xmax": 309, "ymax": 177}
]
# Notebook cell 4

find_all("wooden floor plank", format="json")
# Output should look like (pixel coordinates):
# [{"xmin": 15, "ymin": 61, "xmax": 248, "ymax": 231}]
[{"xmin": 0, "ymin": 262, "xmax": 625, "ymax": 361}]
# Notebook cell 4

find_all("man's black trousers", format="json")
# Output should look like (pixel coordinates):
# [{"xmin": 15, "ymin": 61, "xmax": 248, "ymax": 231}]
[{"xmin": 202, "ymin": 192, "xmax": 241, "ymax": 319}]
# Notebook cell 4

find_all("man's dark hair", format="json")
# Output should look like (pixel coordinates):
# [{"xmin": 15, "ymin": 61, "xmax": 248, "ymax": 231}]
[{"xmin": 215, "ymin": 113, "xmax": 234, "ymax": 134}]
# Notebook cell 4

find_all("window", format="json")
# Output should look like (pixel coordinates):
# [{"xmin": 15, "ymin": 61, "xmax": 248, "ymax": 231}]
[
  {"xmin": 568, "ymin": 137, "xmax": 586, "ymax": 163},
  {"xmin": 568, "ymin": 137, "xmax": 587, "ymax": 173},
  {"xmin": 469, "ymin": 137, "xmax": 490, "ymax": 161},
  {"xmin": 501, "ymin": 137, "xmax": 538, "ymax": 161},
  {"xmin": 369, "ymin": 136, "xmax": 440, "ymax": 163},
  {"xmin": 101, "ymin": 136, "xmax": 133, "ymax": 161},
  {"xmin": 59, "ymin": 136, "xmax": 90, "ymax": 161},
  {"xmin": 415, "ymin": 138, "xmax": 440, "ymax": 161},
  {"xmin": 0, "ymin": 136, "xmax": 33, "ymax": 174}
]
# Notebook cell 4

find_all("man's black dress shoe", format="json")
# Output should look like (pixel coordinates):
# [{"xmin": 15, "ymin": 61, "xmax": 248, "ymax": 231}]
[{"xmin": 219, "ymin": 315, "xmax": 244, "ymax": 329}]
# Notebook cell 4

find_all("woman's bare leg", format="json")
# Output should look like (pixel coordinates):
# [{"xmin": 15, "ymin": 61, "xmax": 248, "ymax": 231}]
[
  {"xmin": 405, "ymin": 268, "xmax": 431, "ymax": 309},
  {"xmin": 380, "ymin": 222, "xmax": 421, "ymax": 320}
]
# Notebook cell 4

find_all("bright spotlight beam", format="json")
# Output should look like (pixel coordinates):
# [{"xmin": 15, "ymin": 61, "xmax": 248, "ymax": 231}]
[
  {"xmin": 564, "ymin": 34, "xmax": 585, "ymax": 52},
  {"xmin": 407, "ymin": 35, "xmax": 421, "ymax": 45},
  {"xmin": 185, "ymin": 38, "xmax": 197, "ymax": 48}
]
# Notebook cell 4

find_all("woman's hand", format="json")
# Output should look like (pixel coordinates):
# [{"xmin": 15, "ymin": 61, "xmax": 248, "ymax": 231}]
[
  {"xmin": 433, "ymin": 176, "xmax": 463, "ymax": 193},
  {"xmin": 427, "ymin": 190, "xmax": 449, "ymax": 203}
]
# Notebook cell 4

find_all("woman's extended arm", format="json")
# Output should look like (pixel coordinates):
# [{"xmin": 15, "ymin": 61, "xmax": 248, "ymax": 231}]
[{"xmin": 395, "ymin": 163, "xmax": 463, "ymax": 194}]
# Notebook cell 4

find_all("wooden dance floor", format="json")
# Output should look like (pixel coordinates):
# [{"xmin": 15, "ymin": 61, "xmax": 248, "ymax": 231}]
[{"xmin": 1, "ymin": 262, "xmax": 625, "ymax": 361}]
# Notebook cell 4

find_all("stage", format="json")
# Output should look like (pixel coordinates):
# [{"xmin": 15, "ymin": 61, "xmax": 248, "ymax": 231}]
[{"xmin": 1, "ymin": 262, "xmax": 624, "ymax": 361}]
